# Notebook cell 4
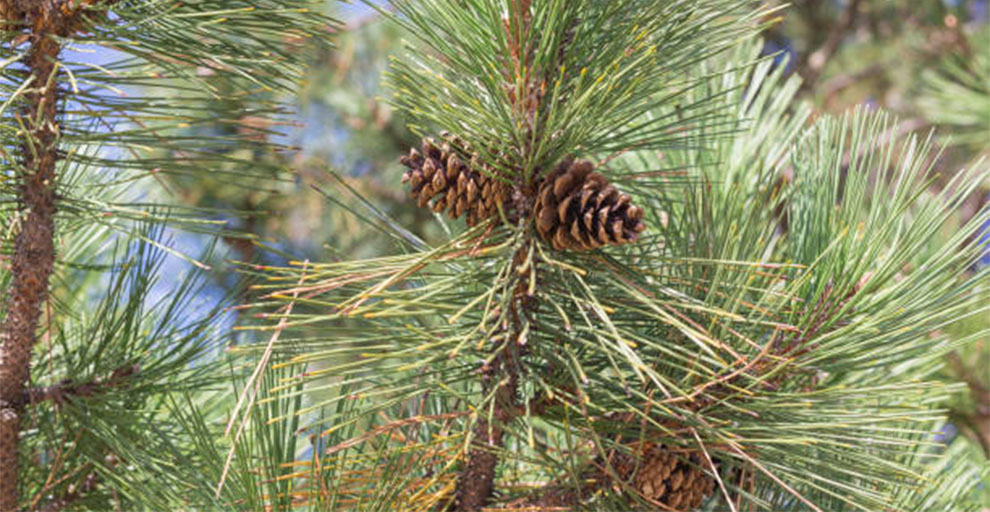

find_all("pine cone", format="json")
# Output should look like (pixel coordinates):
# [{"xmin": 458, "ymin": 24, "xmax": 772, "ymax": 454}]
[
  {"xmin": 0, "ymin": 0, "xmax": 25, "ymax": 34},
  {"xmin": 60, "ymin": 0, "xmax": 117, "ymax": 36},
  {"xmin": 534, "ymin": 158, "xmax": 645, "ymax": 251},
  {"xmin": 400, "ymin": 134, "xmax": 511, "ymax": 227},
  {"xmin": 632, "ymin": 445, "xmax": 715, "ymax": 511}
]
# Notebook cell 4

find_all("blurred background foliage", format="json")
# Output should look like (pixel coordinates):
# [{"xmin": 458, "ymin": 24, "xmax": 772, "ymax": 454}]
[{"xmin": 142, "ymin": 0, "xmax": 987, "ymax": 498}]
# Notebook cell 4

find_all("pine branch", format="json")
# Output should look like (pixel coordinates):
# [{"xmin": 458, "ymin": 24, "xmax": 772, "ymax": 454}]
[
  {"xmin": 455, "ymin": 245, "xmax": 529, "ymax": 511},
  {"xmin": 0, "ymin": 3, "xmax": 66, "ymax": 508},
  {"xmin": 455, "ymin": 3, "xmax": 537, "ymax": 506},
  {"xmin": 35, "ymin": 451, "xmax": 123, "ymax": 512},
  {"xmin": 800, "ymin": 0, "xmax": 863, "ymax": 91},
  {"xmin": 20, "ymin": 363, "xmax": 140, "ymax": 407},
  {"xmin": 36, "ymin": 470, "xmax": 100, "ymax": 512},
  {"xmin": 228, "ymin": 5, "xmax": 988, "ymax": 510},
  {"xmin": 0, "ymin": 2, "xmax": 332, "ymax": 511}
]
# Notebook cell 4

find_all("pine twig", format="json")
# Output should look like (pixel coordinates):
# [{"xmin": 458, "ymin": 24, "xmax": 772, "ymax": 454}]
[
  {"xmin": 36, "ymin": 469, "xmax": 100, "ymax": 512},
  {"xmin": 453, "ymin": 3, "xmax": 540, "ymax": 507},
  {"xmin": 800, "ymin": 0, "xmax": 863, "ymax": 91},
  {"xmin": 35, "ymin": 450, "xmax": 120, "ymax": 512},
  {"xmin": 20, "ymin": 364, "xmax": 140, "ymax": 407},
  {"xmin": 455, "ymin": 339, "xmax": 521, "ymax": 511},
  {"xmin": 455, "ymin": 239, "xmax": 536, "ymax": 511}
]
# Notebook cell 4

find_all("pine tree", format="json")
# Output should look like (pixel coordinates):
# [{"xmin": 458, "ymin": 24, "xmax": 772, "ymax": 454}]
[
  {"xmin": 227, "ymin": 1, "xmax": 989, "ymax": 511},
  {"xmin": 1, "ymin": 1, "xmax": 986, "ymax": 512},
  {"xmin": 0, "ymin": 1, "xmax": 330, "ymax": 510}
]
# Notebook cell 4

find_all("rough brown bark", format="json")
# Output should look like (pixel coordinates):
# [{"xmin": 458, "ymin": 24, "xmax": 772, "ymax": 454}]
[
  {"xmin": 454, "ymin": 238, "xmax": 531, "ymax": 511},
  {"xmin": 455, "ymin": 350, "xmax": 519, "ymax": 511},
  {"xmin": 0, "ymin": 4, "xmax": 62, "ymax": 509},
  {"xmin": 456, "ymin": 416, "xmax": 505, "ymax": 510}
]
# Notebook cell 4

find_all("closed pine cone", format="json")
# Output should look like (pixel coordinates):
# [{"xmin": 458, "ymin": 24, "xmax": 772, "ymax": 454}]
[
  {"xmin": 400, "ymin": 134, "xmax": 510, "ymax": 227},
  {"xmin": 633, "ymin": 445, "xmax": 715, "ymax": 511},
  {"xmin": 534, "ymin": 158, "xmax": 645, "ymax": 251}
]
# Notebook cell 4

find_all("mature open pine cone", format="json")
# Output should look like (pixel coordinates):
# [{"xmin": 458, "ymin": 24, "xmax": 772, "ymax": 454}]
[
  {"xmin": 400, "ymin": 135, "xmax": 511, "ymax": 227},
  {"xmin": 534, "ymin": 158, "xmax": 645, "ymax": 251},
  {"xmin": 630, "ymin": 444, "xmax": 716, "ymax": 511}
]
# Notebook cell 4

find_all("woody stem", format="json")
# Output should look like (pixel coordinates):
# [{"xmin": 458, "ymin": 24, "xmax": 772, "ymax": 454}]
[
  {"xmin": 455, "ymin": 227, "xmax": 535, "ymax": 511},
  {"xmin": 0, "ymin": 9, "xmax": 62, "ymax": 511}
]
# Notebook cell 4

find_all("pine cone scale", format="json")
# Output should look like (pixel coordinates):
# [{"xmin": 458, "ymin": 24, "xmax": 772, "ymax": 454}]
[{"xmin": 623, "ymin": 444, "xmax": 715, "ymax": 511}]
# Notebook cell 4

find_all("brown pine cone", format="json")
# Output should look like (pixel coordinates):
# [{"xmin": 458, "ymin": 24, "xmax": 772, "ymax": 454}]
[
  {"xmin": 0, "ymin": 0, "xmax": 25, "ymax": 35},
  {"xmin": 0, "ymin": 0, "xmax": 116, "ymax": 37},
  {"xmin": 534, "ymin": 158, "xmax": 645, "ymax": 251},
  {"xmin": 632, "ymin": 444, "xmax": 716, "ymax": 511},
  {"xmin": 60, "ymin": 0, "xmax": 118, "ymax": 36},
  {"xmin": 400, "ymin": 134, "xmax": 511, "ymax": 227}
]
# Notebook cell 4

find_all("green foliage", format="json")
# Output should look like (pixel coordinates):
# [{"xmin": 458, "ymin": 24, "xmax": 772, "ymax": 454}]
[
  {"xmin": 918, "ymin": 29, "xmax": 990, "ymax": 153},
  {"xmin": 387, "ymin": 0, "xmax": 769, "ymax": 177},
  {"xmin": 20, "ymin": 228, "xmax": 226, "ymax": 510},
  {"xmin": 234, "ymin": 5, "xmax": 990, "ymax": 510},
  {"xmin": 0, "ymin": 1, "xmax": 334, "ymax": 510}
]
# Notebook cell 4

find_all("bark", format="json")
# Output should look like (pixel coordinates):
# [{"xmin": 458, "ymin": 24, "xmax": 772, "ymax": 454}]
[
  {"xmin": 455, "ymin": 349, "xmax": 519, "ymax": 511},
  {"xmin": 454, "ymin": 230, "xmax": 531, "ymax": 511},
  {"xmin": 456, "ymin": 417, "xmax": 504, "ymax": 510},
  {"xmin": 0, "ymin": 4, "xmax": 62, "ymax": 509}
]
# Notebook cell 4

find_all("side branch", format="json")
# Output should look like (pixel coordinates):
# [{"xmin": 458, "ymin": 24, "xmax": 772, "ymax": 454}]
[
  {"xmin": 21, "ymin": 364, "xmax": 140, "ymax": 407},
  {"xmin": 36, "ymin": 470, "xmax": 100, "ymax": 512}
]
